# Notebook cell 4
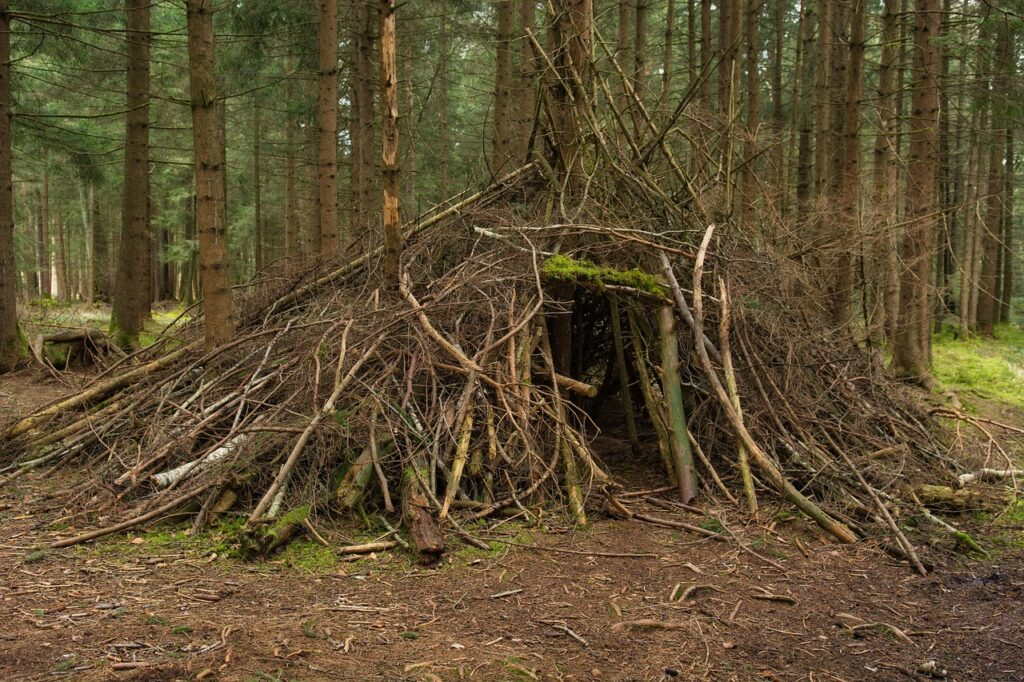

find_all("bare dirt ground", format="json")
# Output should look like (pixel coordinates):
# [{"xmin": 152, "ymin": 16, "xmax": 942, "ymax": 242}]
[{"xmin": 2, "ymin": 370, "xmax": 1023, "ymax": 681}]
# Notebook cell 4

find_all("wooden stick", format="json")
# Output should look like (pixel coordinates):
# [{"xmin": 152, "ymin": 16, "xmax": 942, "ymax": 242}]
[
  {"xmin": 440, "ymin": 387, "xmax": 476, "ymax": 518},
  {"xmin": 608, "ymin": 298, "xmax": 642, "ymax": 456},
  {"xmin": 657, "ymin": 306, "xmax": 697, "ymax": 504},
  {"xmin": 660, "ymin": 240, "xmax": 858, "ymax": 544},
  {"xmin": 5, "ymin": 342, "xmax": 198, "ymax": 439},
  {"xmin": 718, "ymin": 278, "xmax": 757, "ymax": 515},
  {"xmin": 50, "ymin": 484, "xmax": 212, "ymax": 548}
]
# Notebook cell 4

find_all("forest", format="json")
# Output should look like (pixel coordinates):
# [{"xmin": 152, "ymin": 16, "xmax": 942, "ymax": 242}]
[{"xmin": 0, "ymin": 0, "xmax": 1023, "ymax": 679}]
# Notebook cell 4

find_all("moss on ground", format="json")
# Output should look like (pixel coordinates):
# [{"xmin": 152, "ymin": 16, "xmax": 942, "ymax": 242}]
[
  {"xmin": 541, "ymin": 254, "xmax": 666, "ymax": 296},
  {"xmin": 932, "ymin": 324, "xmax": 1024, "ymax": 411}
]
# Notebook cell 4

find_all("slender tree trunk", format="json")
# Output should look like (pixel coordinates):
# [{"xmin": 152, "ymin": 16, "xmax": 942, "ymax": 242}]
[
  {"xmin": 318, "ymin": 0, "xmax": 339, "ymax": 258},
  {"xmin": 513, "ymin": 0, "xmax": 536, "ymax": 163},
  {"xmin": 772, "ymin": 0, "xmax": 784, "ymax": 124},
  {"xmin": 616, "ymin": 0, "xmax": 632, "ymax": 116},
  {"xmin": 870, "ymin": 0, "xmax": 900, "ymax": 339},
  {"xmin": 718, "ymin": 0, "xmax": 740, "ymax": 115},
  {"xmin": 740, "ymin": 0, "xmax": 760, "ymax": 219},
  {"xmin": 1001, "ymin": 130, "xmax": 1014, "ymax": 322},
  {"xmin": 661, "ymin": 0, "xmax": 675, "ymax": 119},
  {"xmin": 438, "ymin": 0, "xmax": 450, "ymax": 199},
  {"xmin": 700, "ymin": 0, "xmax": 711, "ymax": 105},
  {"xmin": 253, "ymin": 95, "xmax": 263, "ymax": 272},
  {"xmin": 892, "ymin": 0, "xmax": 940, "ymax": 379},
  {"xmin": 55, "ymin": 212, "xmax": 68, "ymax": 300},
  {"xmin": 795, "ymin": 0, "xmax": 816, "ymax": 213},
  {"xmin": 494, "ymin": 0, "xmax": 514, "ymax": 173},
  {"xmin": 111, "ymin": 0, "xmax": 150, "ymax": 347},
  {"xmin": 39, "ymin": 153, "xmax": 50, "ymax": 297},
  {"xmin": 0, "ymin": 0, "xmax": 18, "ymax": 372},
  {"xmin": 284, "ymin": 52, "xmax": 299, "ymax": 271},
  {"xmin": 353, "ymin": 0, "xmax": 376, "ymax": 242},
  {"xmin": 79, "ymin": 180, "xmax": 94, "ymax": 305},
  {"xmin": 813, "ymin": 0, "xmax": 834, "ymax": 196},
  {"xmin": 832, "ymin": 0, "xmax": 865, "ymax": 328},
  {"xmin": 187, "ymin": 0, "xmax": 236, "ymax": 351},
  {"xmin": 400, "ymin": 18, "xmax": 417, "ymax": 219},
  {"xmin": 976, "ymin": 20, "xmax": 1009, "ymax": 337},
  {"xmin": 634, "ymin": 0, "xmax": 648, "ymax": 106},
  {"xmin": 380, "ymin": 0, "xmax": 401, "ymax": 287}
]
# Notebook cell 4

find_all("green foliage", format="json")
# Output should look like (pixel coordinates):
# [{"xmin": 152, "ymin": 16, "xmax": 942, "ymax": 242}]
[
  {"xmin": 23, "ymin": 549, "xmax": 47, "ymax": 564},
  {"xmin": 541, "ymin": 254, "xmax": 666, "ymax": 296},
  {"xmin": 932, "ymin": 325, "xmax": 1024, "ymax": 410}
]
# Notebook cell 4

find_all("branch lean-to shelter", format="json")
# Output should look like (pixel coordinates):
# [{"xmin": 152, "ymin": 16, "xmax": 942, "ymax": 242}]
[{"xmin": 0, "ymin": 12, "xmax": 985, "ymax": 570}]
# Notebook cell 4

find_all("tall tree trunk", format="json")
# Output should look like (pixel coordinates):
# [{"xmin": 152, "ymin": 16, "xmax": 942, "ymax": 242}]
[
  {"xmin": 253, "ymin": 95, "xmax": 263, "ymax": 272},
  {"xmin": 976, "ymin": 19, "xmax": 1009, "ymax": 337},
  {"xmin": 795, "ymin": 0, "xmax": 816, "ymax": 213},
  {"xmin": 92, "ymin": 185, "xmax": 109, "ymax": 300},
  {"xmin": 0, "ymin": 0, "xmax": 18, "ymax": 372},
  {"xmin": 111, "ymin": 0, "xmax": 150, "ymax": 347},
  {"xmin": 318, "ymin": 0, "xmax": 339, "ymax": 258},
  {"xmin": 772, "ymin": 0, "xmax": 784, "ymax": 124},
  {"xmin": 353, "ymin": 0, "xmax": 376, "ymax": 243},
  {"xmin": 718, "ymin": 0, "xmax": 740, "ymax": 115},
  {"xmin": 892, "ymin": 0, "xmax": 940, "ymax": 379},
  {"xmin": 38, "ymin": 153, "xmax": 50, "ymax": 297},
  {"xmin": 660, "ymin": 0, "xmax": 675, "ymax": 120},
  {"xmin": 187, "ymin": 0, "xmax": 236, "ymax": 351},
  {"xmin": 55, "ymin": 211, "xmax": 68, "ymax": 300},
  {"xmin": 438, "ymin": 0, "xmax": 450, "ymax": 199},
  {"xmin": 870, "ymin": 0, "xmax": 900, "ymax": 340},
  {"xmin": 616, "ymin": 0, "xmax": 632, "ymax": 116},
  {"xmin": 740, "ymin": 0, "xmax": 760, "ymax": 219},
  {"xmin": 633, "ymin": 0, "xmax": 648, "ymax": 105},
  {"xmin": 400, "ymin": 17, "xmax": 417, "ymax": 219},
  {"xmin": 284, "ymin": 52, "xmax": 299, "ymax": 271},
  {"xmin": 79, "ymin": 179, "xmax": 94, "ymax": 305},
  {"xmin": 513, "ymin": 0, "xmax": 536, "ymax": 163},
  {"xmin": 832, "ymin": 0, "xmax": 865, "ymax": 328},
  {"xmin": 380, "ymin": 0, "xmax": 401, "ymax": 287},
  {"xmin": 494, "ymin": 0, "xmax": 514, "ymax": 173},
  {"xmin": 813, "ymin": 0, "xmax": 834, "ymax": 197},
  {"xmin": 1001, "ymin": 130, "xmax": 1014, "ymax": 322},
  {"xmin": 700, "ymin": 0, "xmax": 711, "ymax": 105}
]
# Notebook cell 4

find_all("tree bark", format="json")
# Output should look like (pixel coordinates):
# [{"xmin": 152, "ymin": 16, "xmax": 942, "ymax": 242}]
[
  {"xmin": 892, "ymin": 0, "xmax": 940, "ymax": 379},
  {"xmin": 38, "ymin": 153, "xmax": 50, "ymax": 297},
  {"xmin": 513, "ymin": 0, "xmax": 536, "ymax": 162},
  {"xmin": 831, "ymin": 0, "xmax": 865, "ymax": 328},
  {"xmin": 352, "ymin": 0, "xmax": 376, "ymax": 244},
  {"xmin": 634, "ymin": 0, "xmax": 648, "ymax": 106},
  {"xmin": 380, "ymin": 0, "xmax": 401, "ymax": 288},
  {"xmin": 318, "ymin": 0, "xmax": 339, "ymax": 258},
  {"xmin": 111, "ymin": 0, "xmax": 150, "ymax": 347},
  {"xmin": 187, "ymin": 0, "xmax": 236, "ymax": 351},
  {"xmin": 493, "ymin": 0, "xmax": 514, "ymax": 174},
  {"xmin": 0, "ymin": 0, "xmax": 18, "ymax": 372},
  {"xmin": 253, "ymin": 95, "xmax": 263, "ymax": 272},
  {"xmin": 438, "ymin": 0, "xmax": 450, "ymax": 199},
  {"xmin": 976, "ymin": 19, "xmax": 1010, "ymax": 336},
  {"xmin": 1000, "ymin": 130, "xmax": 1014, "ymax": 322},
  {"xmin": 616, "ymin": 0, "xmax": 632, "ymax": 116},
  {"xmin": 284, "ymin": 51, "xmax": 299, "ymax": 272}
]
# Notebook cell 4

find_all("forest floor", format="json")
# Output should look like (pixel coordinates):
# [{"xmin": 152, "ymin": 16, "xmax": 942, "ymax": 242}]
[{"xmin": 1, "ymin": 315, "xmax": 1024, "ymax": 681}]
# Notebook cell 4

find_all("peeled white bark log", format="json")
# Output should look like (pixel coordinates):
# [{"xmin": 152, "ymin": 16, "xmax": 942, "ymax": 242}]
[
  {"xmin": 957, "ymin": 469, "xmax": 1024, "ymax": 488},
  {"xmin": 151, "ymin": 433, "xmax": 247, "ymax": 488}
]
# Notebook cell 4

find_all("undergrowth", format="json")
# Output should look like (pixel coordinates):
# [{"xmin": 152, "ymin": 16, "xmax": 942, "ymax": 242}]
[{"xmin": 933, "ymin": 324, "xmax": 1024, "ymax": 411}]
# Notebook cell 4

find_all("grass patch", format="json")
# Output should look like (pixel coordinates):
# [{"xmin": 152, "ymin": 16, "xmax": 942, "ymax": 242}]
[
  {"xmin": 275, "ymin": 539, "xmax": 337, "ymax": 572},
  {"xmin": 933, "ymin": 324, "xmax": 1024, "ymax": 410}
]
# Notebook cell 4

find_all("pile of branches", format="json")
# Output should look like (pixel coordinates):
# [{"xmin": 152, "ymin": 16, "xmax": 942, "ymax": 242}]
[{"xmin": 0, "ymin": 36, "xmax": 990, "ymax": 570}]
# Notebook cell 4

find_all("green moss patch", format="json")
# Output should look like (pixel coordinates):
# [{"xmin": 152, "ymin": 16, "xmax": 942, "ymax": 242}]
[{"xmin": 541, "ymin": 254, "xmax": 666, "ymax": 296}]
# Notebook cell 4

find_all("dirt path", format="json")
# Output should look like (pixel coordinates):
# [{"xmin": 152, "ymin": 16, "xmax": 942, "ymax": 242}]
[
  {"xmin": 2, "ymin": 478, "xmax": 1023, "ymax": 681},
  {"xmin": 2, "ymin": 371, "xmax": 1023, "ymax": 681}
]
